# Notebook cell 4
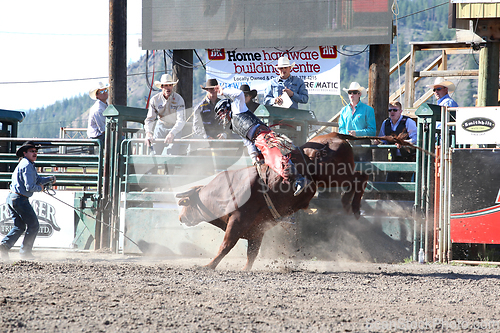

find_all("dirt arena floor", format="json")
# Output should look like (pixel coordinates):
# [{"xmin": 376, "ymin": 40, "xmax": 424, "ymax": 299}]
[{"xmin": 1, "ymin": 251, "xmax": 500, "ymax": 332}]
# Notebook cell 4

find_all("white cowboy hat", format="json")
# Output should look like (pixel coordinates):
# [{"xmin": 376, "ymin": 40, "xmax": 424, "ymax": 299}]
[
  {"xmin": 89, "ymin": 82, "xmax": 109, "ymax": 100},
  {"xmin": 342, "ymin": 82, "xmax": 367, "ymax": 98},
  {"xmin": 154, "ymin": 74, "xmax": 179, "ymax": 89},
  {"xmin": 427, "ymin": 77, "xmax": 455, "ymax": 91},
  {"xmin": 275, "ymin": 56, "xmax": 295, "ymax": 69}
]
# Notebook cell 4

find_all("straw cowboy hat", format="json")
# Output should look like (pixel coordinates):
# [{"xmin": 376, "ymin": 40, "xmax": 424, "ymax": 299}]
[
  {"xmin": 275, "ymin": 56, "xmax": 295, "ymax": 69},
  {"xmin": 154, "ymin": 74, "xmax": 178, "ymax": 89},
  {"xmin": 201, "ymin": 78, "xmax": 219, "ymax": 90},
  {"xmin": 427, "ymin": 77, "xmax": 455, "ymax": 91},
  {"xmin": 89, "ymin": 82, "xmax": 109, "ymax": 100},
  {"xmin": 342, "ymin": 82, "xmax": 367, "ymax": 98},
  {"xmin": 240, "ymin": 84, "xmax": 258, "ymax": 99},
  {"xmin": 16, "ymin": 141, "xmax": 41, "ymax": 158}
]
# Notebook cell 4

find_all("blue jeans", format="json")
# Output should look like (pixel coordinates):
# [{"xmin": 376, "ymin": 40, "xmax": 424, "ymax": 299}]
[
  {"xmin": 153, "ymin": 122, "xmax": 182, "ymax": 155},
  {"xmin": 1, "ymin": 192, "xmax": 39, "ymax": 254}
]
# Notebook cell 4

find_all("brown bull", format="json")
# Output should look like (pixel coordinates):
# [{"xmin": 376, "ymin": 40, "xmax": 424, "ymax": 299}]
[{"xmin": 176, "ymin": 132, "xmax": 368, "ymax": 270}]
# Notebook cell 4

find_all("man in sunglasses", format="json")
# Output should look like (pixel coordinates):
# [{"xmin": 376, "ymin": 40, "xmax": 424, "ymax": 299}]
[
  {"xmin": 87, "ymin": 82, "xmax": 109, "ymax": 151},
  {"xmin": 376, "ymin": 101, "xmax": 417, "ymax": 182},
  {"xmin": 428, "ymin": 77, "xmax": 458, "ymax": 107},
  {"xmin": 338, "ymin": 82, "xmax": 376, "ymax": 161}
]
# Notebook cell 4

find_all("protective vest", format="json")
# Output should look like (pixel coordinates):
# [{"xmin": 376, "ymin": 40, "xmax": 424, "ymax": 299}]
[
  {"xmin": 383, "ymin": 116, "xmax": 414, "ymax": 158},
  {"xmin": 199, "ymin": 99, "xmax": 224, "ymax": 138},
  {"xmin": 231, "ymin": 111, "xmax": 265, "ymax": 140}
]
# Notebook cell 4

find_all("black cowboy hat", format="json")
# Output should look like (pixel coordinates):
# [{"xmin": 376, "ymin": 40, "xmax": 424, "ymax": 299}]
[
  {"xmin": 240, "ymin": 84, "xmax": 257, "ymax": 99},
  {"xmin": 201, "ymin": 78, "xmax": 219, "ymax": 90},
  {"xmin": 16, "ymin": 141, "xmax": 41, "ymax": 158}
]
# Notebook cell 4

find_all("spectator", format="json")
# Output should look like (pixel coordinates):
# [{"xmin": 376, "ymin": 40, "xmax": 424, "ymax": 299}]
[
  {"xmin": 193, "ymin": 78, "xmax": 228, "ymax": 141},
  {"xmin": 428, "ymin": 77, "xmax": 458, "ymax": 107},
  {"xmin": 338, "ymin": 82, "xmax": 376, "ymax": 161},
  {"xmin": 240, "ymin": 84, "xmax": 260, "ymax": 113},
  {"xmin": 0, "ymin": 141, "xmax": 56, "ymax": 260},
  {"xmin": 264, "ymin": 56, "xmax": 309, "ymax": 109},
  {"xmin": 144, "ymin": 74, "xmax": 186, "ymax": 155},
  {"xmin": 377, "ymin": 101, "xmax": 417, "ymax": 182},
  {"xmin": 87, "ymin": 82, "xmax": 109, "ymax": 151}
]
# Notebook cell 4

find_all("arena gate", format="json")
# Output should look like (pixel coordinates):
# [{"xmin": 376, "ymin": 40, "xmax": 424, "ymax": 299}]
[{"xmin": 433, "ymin": 105, "xmax": 500, "ymax": 263}]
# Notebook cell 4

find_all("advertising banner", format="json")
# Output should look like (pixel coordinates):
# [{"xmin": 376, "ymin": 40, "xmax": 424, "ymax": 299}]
[
  {"xmin": 451, "ymin": 149, "xmax": 500, "ymax": 244},
  {"xmin": 455, "ymin": 107, "xmax": 500, "ymax": 145},
  {"xmin": 206, "ymin": 46, "xmax": 340, "ymax": 96},
  {"xmin": 0, "ymin": 190, "xmax": 75, "ymax": 249}
]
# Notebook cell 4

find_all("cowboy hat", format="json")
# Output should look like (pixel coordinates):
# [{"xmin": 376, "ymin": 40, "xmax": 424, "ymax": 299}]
[
  {"xmin": 275, "ymin": 56, "xmax": 295, "ymax": 69},
  {"xmin": 154, "ymin": 74, "xmax": 179, "ymax": 89},
  {"xmin": 240, "ymin": 84, "xmax": 257, "ymax": 99},
  {"xmin": 427, "ymin": 77, "xmax": 455, "ymax": 91},
  {"xmin": 16, "ymin": 141, "xmax": 41, "ymax": 158},
  {"xmin": 342, "ymin": 82, "xmax": 367, "ymax": 98},
  {"xmin": 89, "ymin": 82, "xmax": 109, "ymax": 100},
  {"xmin": 201, "ymin": 78, "xmax": 219, "ymax": 90}
]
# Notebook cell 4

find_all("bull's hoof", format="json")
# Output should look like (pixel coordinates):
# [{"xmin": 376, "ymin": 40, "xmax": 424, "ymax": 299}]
[
  {"xmin": 353, "ymin": 210, "xmax": 361, "ymax": 220},
  {"xmin": 202, "ymin": 264, "xmax": 217, "ymax": 270},
  {"xmin": 342, "ymin": 204, "xmax": 351, "ymax": 213}
]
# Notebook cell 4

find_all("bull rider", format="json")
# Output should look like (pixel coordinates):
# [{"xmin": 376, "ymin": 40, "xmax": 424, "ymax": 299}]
[{"xmin": 214, "ymin": 85, "xmax": 311, "ymax": 196}]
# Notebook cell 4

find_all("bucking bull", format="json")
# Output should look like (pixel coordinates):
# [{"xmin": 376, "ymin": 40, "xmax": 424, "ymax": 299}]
[{"xmin": 176, "ymin": 132, "xmax": 425, "ymax": 270}]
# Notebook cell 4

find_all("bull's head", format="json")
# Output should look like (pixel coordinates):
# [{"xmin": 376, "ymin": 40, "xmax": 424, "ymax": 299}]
[{"xmin": 176, "ymin": 186, "xmax": 206, "ymax": 227}]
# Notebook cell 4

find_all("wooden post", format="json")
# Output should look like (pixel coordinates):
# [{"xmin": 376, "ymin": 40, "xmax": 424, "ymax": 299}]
[
  {"xmin": 477, "ymin": 41, "xmax": 499, "ymax": 107},
  {"xmin": 368, "ymin": 44, "xmax": 390, "ymax": 163},
  {"xmin": 109, "ymin": 0, "xmax": 127, "ymax": 106},
  {"xmin": 172, "ymin": 50, "xmax": 193, "ymax": 111},
  {"xmin": 405, "ymin": 44, "xmax": 416, "ymax": 109},
  {"xmin": 102, "ymin": 0, "xmax": 127, "ymax": 251}
]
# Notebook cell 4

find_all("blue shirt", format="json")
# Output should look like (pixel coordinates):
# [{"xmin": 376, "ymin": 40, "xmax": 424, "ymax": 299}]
[
  {"xmin": 263, "ymin": 75, "xmax": 309, "ymax": 109},
  {"xmin": 338, "ymin": 101, "xmax": 376, "ymax": 136},
  {"xmin": 10, "ymin": 157, "xmax": 51, "ymax": 197},
  {"xmin": 87, "ymin": 100, "xmax": 107, "ymax": 139},
  {"xmin": 437, "ymin": 94, "xmax": 458, "ymax": 107}
]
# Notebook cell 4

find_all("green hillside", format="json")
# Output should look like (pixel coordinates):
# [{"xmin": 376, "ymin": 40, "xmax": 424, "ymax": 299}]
[{"xmin": 19, "ymin": 0, "xmax": 477, "ymax": 138}]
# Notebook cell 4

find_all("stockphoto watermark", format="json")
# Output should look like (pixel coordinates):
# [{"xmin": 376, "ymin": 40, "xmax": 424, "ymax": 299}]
[
  {"xmin": 363, "ymin": 318, "xmax": 500, "ymax": 331},
  {"xmin": 256, "ymin": 161, "xmax": 384, "ymax": 195}
]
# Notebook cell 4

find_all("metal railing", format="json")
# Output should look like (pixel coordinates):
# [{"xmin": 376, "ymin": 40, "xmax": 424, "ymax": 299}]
[{"xmin": 0, "ymin": 138, "xmax": 103, "ymax": 192}]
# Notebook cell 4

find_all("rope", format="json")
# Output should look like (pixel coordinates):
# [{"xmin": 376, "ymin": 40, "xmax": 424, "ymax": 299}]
[
  {"xmin": 42, "ymin": 186, "xmax": 141, "ymax": 250},
  {"xmin": 255, "ymin": 164, "xmax": 281, "ymax": 220}
]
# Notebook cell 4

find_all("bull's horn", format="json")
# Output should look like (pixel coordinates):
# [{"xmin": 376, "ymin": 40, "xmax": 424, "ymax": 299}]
[{"xmin": 175, "ymin": 185, "xmax": 202, "ymax": 198}]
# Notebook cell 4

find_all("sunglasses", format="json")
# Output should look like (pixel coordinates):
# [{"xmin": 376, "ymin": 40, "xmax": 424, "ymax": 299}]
[
  {"xmin": 389, "ymin": 109, "xmax": 399, "ymax": 112},
  {"xmin": 99, "ymin": 88, "xmax": 108, "ymax": 94},
  {"xmin": 433, "ymin": 87, "xmax": 443, "ymax": 92},
  {"xmin": 348, "ymin": 91, "xmax": 360, "ymax": 95}
]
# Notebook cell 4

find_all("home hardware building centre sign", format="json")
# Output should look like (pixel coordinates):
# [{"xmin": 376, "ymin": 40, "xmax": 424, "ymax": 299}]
[{"xmin": 206, "ymin": 46, "xmax": 340, "ymax": 96}]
